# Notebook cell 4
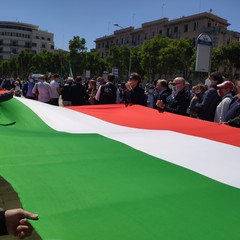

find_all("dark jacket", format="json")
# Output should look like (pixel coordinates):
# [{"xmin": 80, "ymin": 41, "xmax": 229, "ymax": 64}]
[
  {"xmin": 225, "ymin": 97, "xmax": 240, "ymax": 122},
  {"xmin": 0, "ymin": 209, "xmax": 7, "ymax": 235},
  {"xmin": 195, "ymin": 87, "xmax": 222, "ymax": 122},
  {"xmin": 69, "ymin": 82, "xmax": 86, "ymax": 106},
  {"xmin": 124, "ymin": 86, "xmax": 147, "ymax": 106},
  {"xmin": 153, "ymin": 88, "xmax": 170, "ymax": 110},
  {"xmin": 99, "ymin": 82, "xmax": 117, "ymax": 104},
  {"xmin": 164, "ymin": 89, "xmax": 190, "ymax": 116}
]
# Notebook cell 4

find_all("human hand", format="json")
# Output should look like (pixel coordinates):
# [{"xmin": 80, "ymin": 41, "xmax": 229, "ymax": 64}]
[
  {"xmin": 156, "ymin": 100, "xmax": 165, "ymax": 109},
  {"xmin": 5, "ymin": 208, "xmax": 38, "ymax": 239}
]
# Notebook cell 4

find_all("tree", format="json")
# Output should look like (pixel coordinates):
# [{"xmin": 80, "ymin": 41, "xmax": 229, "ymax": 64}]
[
  {"xmin": 69, "ymin": 36, "xmax": 87, "ymax": 76},
  {"xmin": 140, "ymin": 36, "xmax": 172, "ymax": 81}
]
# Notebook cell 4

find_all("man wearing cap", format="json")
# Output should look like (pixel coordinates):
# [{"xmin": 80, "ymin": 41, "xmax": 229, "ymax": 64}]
[{"xmin": 214, "ymin": 80, "xmax": 234, "ymax": 123}]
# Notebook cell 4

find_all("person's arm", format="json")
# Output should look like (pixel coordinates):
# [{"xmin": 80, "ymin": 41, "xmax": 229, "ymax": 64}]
[{"xmin": 0, "ymin": 208, "xmax": 38, "ymax": 239}]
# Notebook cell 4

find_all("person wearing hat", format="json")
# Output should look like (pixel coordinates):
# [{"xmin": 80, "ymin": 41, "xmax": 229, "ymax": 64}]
[
  {"xmin": 214, "ymin": 80, "xmax": 234, "ymax": 123},
  {"xmin": 123, "ymin": 72, "xmax": 147, "ymax": 106}
]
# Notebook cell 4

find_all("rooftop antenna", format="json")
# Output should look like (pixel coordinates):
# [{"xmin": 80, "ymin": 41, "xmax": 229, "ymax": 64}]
[
  {"xmin": 198, "ymin": 0, "xmax": 202, "ymax": 13},
  {"xmin": 132, "ymin": 13, "xmax": 135, "ymax": 27},
  {"xmin": 161, "ymin": 3, "xmax": 165, "ymax": 17}
]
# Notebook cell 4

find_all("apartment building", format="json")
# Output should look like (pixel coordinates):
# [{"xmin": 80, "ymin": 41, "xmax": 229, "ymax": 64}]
[
  {"xmin": 95, "ymin": 12, "xmax": 240, "ymax": 58},
  {"xmin": 0, "ymin": 21, "xmax": 54, "ymax": 60}
]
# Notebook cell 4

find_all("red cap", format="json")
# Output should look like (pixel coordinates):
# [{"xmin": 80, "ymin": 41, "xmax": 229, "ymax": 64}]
[{"xmin": 217, "ymin": 81, "xmax": 234, "ymax": 91}]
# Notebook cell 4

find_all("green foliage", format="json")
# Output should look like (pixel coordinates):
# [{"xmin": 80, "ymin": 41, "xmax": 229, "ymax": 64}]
[{"xmin": 1, "ymin": 36, "xmax": 239, "ymax": 81}]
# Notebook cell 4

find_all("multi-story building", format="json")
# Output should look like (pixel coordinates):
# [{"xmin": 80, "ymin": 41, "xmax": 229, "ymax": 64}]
[
  {"xmin": 95, "ymin": 12, "xmax": 240, "ymax": 58},
  {"xmin": 0, "ymin": 21, "xmax": 54, "ymax": 60}
]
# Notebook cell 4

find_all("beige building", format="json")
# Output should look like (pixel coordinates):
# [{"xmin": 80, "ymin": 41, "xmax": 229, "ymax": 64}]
[
  {"xmin": 0, "ymin": 21, "xmax": 54, "ymax": 60},
  {"xmin": 95, "ymin": 12, "xmax": 240, "ymax": 58}
]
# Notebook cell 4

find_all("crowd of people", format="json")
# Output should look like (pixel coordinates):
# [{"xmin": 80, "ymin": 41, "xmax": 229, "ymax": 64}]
[{"xmin": 0, "ymin": 71, "xmax": 240, "ymax": 127}]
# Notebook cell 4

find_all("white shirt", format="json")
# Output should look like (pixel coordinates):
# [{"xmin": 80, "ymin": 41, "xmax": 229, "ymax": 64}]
[
  {"xmin": 50, "ymin": 80, "xmax": 60, "ymax": 98},
  {"xmin": 214, "ymin": 93, "xmax": 233, "ymax": 123},
  {"xmin": 33, "ymin": 80, "xmax": 52, "ymax": 103}
]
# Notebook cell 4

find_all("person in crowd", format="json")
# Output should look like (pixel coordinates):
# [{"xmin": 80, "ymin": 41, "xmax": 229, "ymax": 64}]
[
  {"xmin": 153, "ymin": 79, "xmax": 170, "ymax": 110},
  {"xmin": 96, "ymin": 76, "xmax": 106, "ymax": 89},
  {"xmin": 156, "ymin": 77, "xmax": 190, "ymax": 116},
  {"xmin": 225, "ymin": 79, "xmax": 240, "ymax": 124},
  {"xmin": 187, "ymin": 83, "xmax": 207, "ymax": 118},
  {"xmin": 123, "ymin": 72, "xmax": 147, "ymax": 106},
  {"xmin": 14, "ymin": 80, "xmax": 22, "ymax": 97},
  {"xmin": 118, "ymin": 82, "xmax": 127, "ymax": 103},
  {"xmin": 194, "ymin": 71, "xmax": 223, "ymax": 121},
  {"xmin": 168, "ymin": 80, "xmax": 173, "ymax": 91},
  {"xmin": 0, "ymin": 208, "xmax": 38, "ymax": 239},
  {"xmin": 214, "ymin": 81, "xmax": 234, "ymax": 123},
  {"xmin": 95, "ymin": 74, "xmax": 117, "ymax": 104},
  {"xmin": 22, "ymin": 76, "xmax": 36, "ymax": 100},
  {"xmin": 32, "ymin": 75, "xmax": 52, "ymax": 104},
  {"xmin": 145, "ymin": 84, "xmax": 155, "ymax": 108},
  {"xmin": 69, "ymin": 76, "xmax": 86, "ymax": 106},
  {"xmin": 87, "ymin": 79, "xmax": 97, "ymax": 105},
  {"xmin": 184, "ymin": 81, "xmax": 191, "ymax": 97},
  {"xmin": 61, "ymin": 77, "xmax": 73, "ymax": 106},
  {"xmin": 1, "ymin": 78, "xmax": 15, "ymax": 90},
  {"xmin": 50, "ymin": 74, "xmax": 61, "ymax": 106}
]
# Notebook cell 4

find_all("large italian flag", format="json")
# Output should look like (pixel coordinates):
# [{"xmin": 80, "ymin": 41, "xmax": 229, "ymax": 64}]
[{"xmin": 0, "ymin": 95, "xmax": 240, "ymax": 240}]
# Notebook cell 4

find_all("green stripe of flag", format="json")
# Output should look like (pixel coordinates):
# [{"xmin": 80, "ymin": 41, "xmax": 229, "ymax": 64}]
[{"xmin": 1, "ymin": 99, "xmax": 240, "ymax": 239}]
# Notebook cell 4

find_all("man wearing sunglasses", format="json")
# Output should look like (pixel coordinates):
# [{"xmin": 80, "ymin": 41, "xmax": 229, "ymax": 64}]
[{"xmin": 156, "ymin": 77, "xmax": 190, "ymax": 116}]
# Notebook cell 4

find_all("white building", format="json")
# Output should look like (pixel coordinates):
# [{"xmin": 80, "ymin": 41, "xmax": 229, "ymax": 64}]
[
  {"xmin": 95, "ymin": 12, "xmax": 240, "ymax": 58},
  {"xmin": 0, "ymin": 21, "xmax": 54, "ymax": 60}
]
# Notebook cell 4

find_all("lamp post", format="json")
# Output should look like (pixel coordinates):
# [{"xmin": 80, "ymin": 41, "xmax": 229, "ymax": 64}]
[{"xmin": 114, "ymin": 23, "xmax": 132, "ymax": 78}]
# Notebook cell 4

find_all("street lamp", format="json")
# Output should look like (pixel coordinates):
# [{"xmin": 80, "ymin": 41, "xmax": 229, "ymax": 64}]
[{"xmin": 114, "ymin": 23, "xmax": 132, "ymax": 78}]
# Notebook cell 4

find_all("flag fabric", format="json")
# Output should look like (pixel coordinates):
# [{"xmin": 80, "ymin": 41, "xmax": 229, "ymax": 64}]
[
  {"xmin": 69, "ymin": 63, "xmax": 73, "ymax": 77},
  {"xmin": 0, "ymin": 96, "xmax": 240, "ymax": 240}
]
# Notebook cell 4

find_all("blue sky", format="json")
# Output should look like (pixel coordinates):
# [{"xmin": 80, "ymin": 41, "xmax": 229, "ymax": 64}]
[{"xmin": 1, "ymin": 0, "xmax": 239, "ymax": 51}]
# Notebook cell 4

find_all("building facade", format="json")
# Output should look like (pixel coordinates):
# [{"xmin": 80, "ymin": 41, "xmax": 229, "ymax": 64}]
[
  {"xmin": 0, "ymin": 21, "xmax": 54, "ymax": 60},
  {"xmin": 95, "ymin": 12, "xmax": 240, "ymax": 58}
]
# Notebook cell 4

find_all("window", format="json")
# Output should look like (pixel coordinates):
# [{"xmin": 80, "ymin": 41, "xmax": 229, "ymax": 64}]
[
  {"xmin": 12, "ymin": 48, "xmax": 17, "ymax": 54},
  {"xmin": 41, "ymin": 44, "xmax": 46, "ymax": 48},
  {"xmin": 174, "ymin": 27, "xmax": 178, "ymax": 33},
  {"xmin": 167, "ymin": 28, "xmax": 172, "ymax": 37},
  {"xmin": 208, "ymin": 22, "xmax": 211, "ymax": 27},
  {"xmin": 184, "ymin": 24, "xmax": 188, "ymax": 32},
  {"xmin": 25, "ymin": 42, "xmax": 31, "ymax": 48},
  {"xmin": 11, "ymin": 41, "xmax": 17, "ymax": 46},
  {"xmin": 32, "ymin": 42, "xmax": 37, "ymax": 47},
  {"xmin": 194, "ymin": 22, "xmax": 198, "ymax": 31},
  {"xmin": 159, "ymin": 30, "xmax": 162, "ymax": 35}
]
